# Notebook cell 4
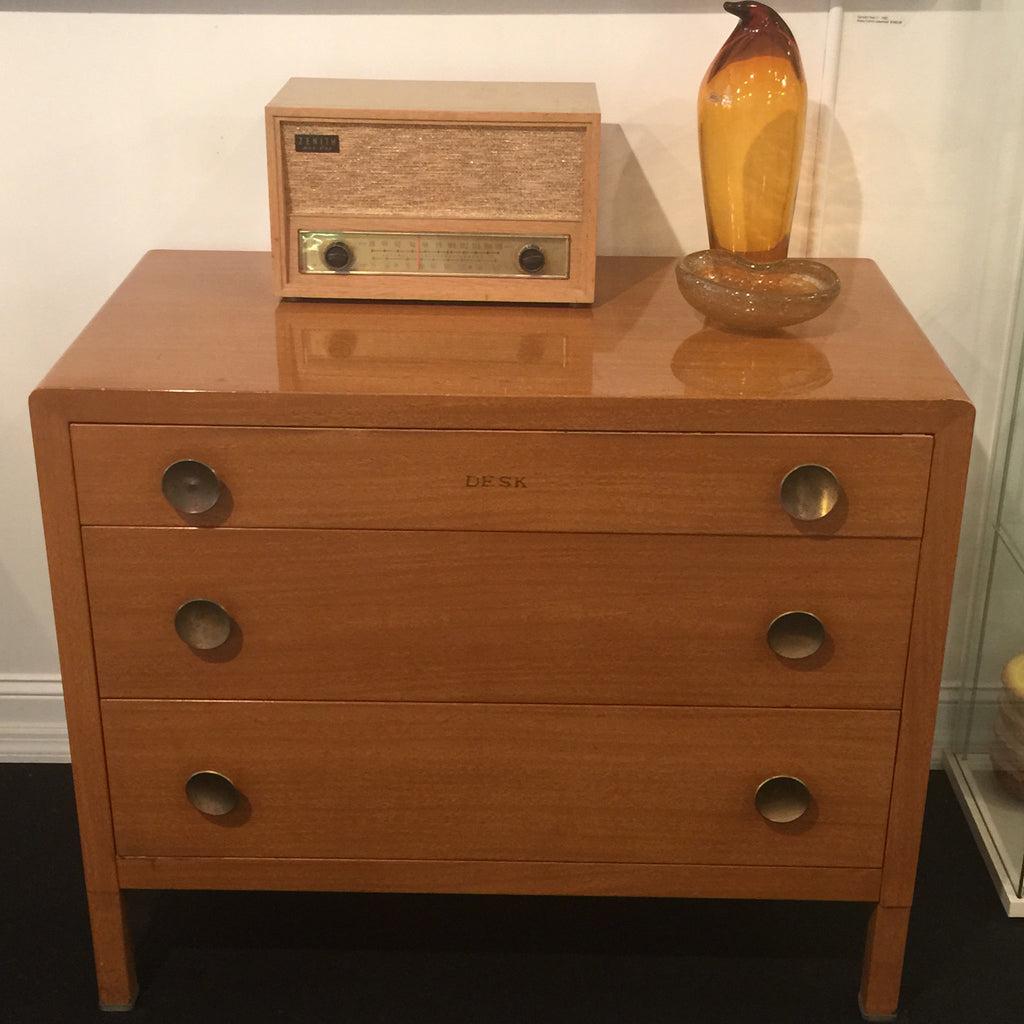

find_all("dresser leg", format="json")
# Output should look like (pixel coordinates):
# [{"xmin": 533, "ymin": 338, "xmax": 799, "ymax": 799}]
[
  {"xmin": 857, "ymin": 903, "xmax": 910, "ymax": 1021},
  {"xmin": 87, "ymin": 890, "xmax": 138, "ymax": 1011}
]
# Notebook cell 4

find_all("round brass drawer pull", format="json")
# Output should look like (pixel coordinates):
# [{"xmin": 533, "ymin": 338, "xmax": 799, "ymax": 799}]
[
  {"xmin": 755, "ymin": 775, "xmax": 811, "ymax": 823},
  {"xmin": 162, "ymin": 459, "xmax": 223, "ymax": 515},
  {"xmin": 185, "ymin": 771, "xmax": 241, "ymax": 816},
  {"xmin": 779, "ymin": 464, "xmax": 840, "ymax": 521},
  {"xmin": 174, "ymin": 599, "xmax": 234, "ymax": 651},
  {"xmin": 767, "ymin": 610, "xmax": 827, "ymax": 660}
]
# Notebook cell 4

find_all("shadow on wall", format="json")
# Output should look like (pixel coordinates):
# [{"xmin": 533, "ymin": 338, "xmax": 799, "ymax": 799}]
[
  {"xmin": 0, "ymin": 557, "xmax": 58, "ymax": 670},
  {"xmin": 598, "ymin": 101, "xmax": 864, "ymax": 263},
  {"xmin": 797, "ymin": 98, "xmax": 862, "ymax": 259},
  {"xmin": 600, "ymin": 123, "xmax": 684, "ymax": 258}
]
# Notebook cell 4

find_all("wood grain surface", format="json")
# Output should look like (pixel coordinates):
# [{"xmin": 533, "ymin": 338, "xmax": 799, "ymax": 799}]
[
  {"xmin": 83, "ymin": 527, "xmax": 920, "ymax": 708},
  {"xmin": 72, "ymin": 424, "xmax": 932, "ymax": 536},
  {"xmin": 102, "ymin": 699, "xmax": 899, "ymax": 867}
]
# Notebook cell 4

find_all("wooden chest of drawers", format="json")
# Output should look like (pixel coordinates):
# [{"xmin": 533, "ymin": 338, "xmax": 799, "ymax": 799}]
[{"xmin": 30, "ymin": 251, "xmax": 973, "ymax": 1019}]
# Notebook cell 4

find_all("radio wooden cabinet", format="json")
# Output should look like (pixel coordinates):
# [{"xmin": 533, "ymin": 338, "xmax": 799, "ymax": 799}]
[{"xmin": 30, "ymin": 251, "xmax": 973, "ymax": 1019}]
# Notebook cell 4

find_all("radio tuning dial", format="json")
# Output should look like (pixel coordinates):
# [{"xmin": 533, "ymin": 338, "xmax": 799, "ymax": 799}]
[
  {"xmin": 322, "ymin": 241, "xmax": 354, "ymax": 271},
  {"xmin": 518, "ymin": 244, "xmax": 546, "ymax": 274}
]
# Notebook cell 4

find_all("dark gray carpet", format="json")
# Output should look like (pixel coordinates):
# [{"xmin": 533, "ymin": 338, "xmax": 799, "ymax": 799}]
[{"xmin": 1, "ymin": 766, "xmax": 1021, "ymax": 1023}]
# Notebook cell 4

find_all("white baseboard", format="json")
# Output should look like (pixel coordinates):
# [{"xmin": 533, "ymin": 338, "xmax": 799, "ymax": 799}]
[
  {"xmin": 0, "ymin": 674, "xmax": 962, "ymax": 768},
  {"xmin": 0, "ymin": 676, "xmax": 71, "ymax": 762}
]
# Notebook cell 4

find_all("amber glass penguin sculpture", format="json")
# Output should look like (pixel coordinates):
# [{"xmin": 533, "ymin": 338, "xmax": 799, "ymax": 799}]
[{"xmin": 698, "ymin": 2, "xmax": 806, "ymax": 263}]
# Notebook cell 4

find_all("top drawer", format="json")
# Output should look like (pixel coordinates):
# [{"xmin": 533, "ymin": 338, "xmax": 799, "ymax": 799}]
[{"xmin": 71, "ymin": 425, "xmax": 932, "ymax": 536}]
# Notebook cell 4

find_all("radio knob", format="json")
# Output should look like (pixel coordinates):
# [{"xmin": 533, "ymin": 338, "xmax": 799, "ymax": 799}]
[
  {"xmin": 322, "ymin": 241, "xmax": 353, "ymax": 271},
  {"xmin": 518, "ymin": 244, "xmax": 546, "ymax": 274}
]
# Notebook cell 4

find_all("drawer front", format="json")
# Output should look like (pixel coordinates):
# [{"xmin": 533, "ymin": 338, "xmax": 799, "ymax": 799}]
[
  {"xmin": 83, "ymin": 527, "xmax": 919, "ymax": 708},
  {"xmin": 103, "ymin": 700, "xmax": 899, "ymax": 868},
  {"xmin": 71, "ymin": 424, "xmax": 932, "ymax": 536}
]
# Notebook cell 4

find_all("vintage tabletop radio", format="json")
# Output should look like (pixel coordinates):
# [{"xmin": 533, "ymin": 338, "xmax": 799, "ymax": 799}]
[{"xmin": 265, "ymin": 78, "xmax": 600, "ymax": 303}]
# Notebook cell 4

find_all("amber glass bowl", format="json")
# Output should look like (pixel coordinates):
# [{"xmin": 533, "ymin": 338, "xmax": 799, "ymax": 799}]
[{"xmin": 675, "ymin": 249, "xmax": 840, "ymax": 333}]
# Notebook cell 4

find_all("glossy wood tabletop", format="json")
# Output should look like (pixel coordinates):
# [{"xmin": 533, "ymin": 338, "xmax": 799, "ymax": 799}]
[{"xmin": 35, "ymin": 251, "xmax": 969, "ymax": 434}]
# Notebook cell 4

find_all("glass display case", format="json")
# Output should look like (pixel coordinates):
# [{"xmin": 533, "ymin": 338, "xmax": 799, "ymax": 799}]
[{"xmin": 949, "ymin": 310, "xmax": 1024, "ymax": 916}]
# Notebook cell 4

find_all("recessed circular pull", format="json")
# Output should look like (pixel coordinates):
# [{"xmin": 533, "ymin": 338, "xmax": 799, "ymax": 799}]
[
  {"xmin": 174, "ymin": 599, "xmax": 234, "ymax": 651},
  {"xmin": 767, "ymin": 611, "xmax": 827, "ymax": 660},
  {"xmin": 185, "ymin": 771, "xmax": 241, "ymax": 816},
  {"xmin": 779, "ymin": 464, "xmax": 840, "ymax": 521},
  {"xmin": 755, "ymin": 775, "xmax": 811, "ymax": 823},
  {"xmin": 162, "ymin": 459, "xmax": 223, "ymax": 516}
]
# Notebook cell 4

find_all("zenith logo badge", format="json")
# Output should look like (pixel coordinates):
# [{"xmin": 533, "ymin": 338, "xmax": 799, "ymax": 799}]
[{"xmin": 294, "ymin": 134, "xmax": 340, "ymax": 153}]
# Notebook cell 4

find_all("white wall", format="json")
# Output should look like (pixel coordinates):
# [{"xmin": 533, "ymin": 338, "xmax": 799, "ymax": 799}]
[
  {"xmin": 2, "ymin": 2, "xmax": 1023, "ymax": 759},
  {"xmin": 821, "ymin": 2, "xmax": 1024, "ymax": 751}
]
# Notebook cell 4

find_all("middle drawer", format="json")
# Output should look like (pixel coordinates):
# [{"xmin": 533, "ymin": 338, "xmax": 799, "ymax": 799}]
[{"xmin": 82, "ymin": 527, "xmax": 919, "ymax": 707}]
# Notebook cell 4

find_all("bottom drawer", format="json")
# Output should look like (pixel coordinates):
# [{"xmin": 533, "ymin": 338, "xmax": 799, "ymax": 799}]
[{"xmin": 103, "ymin": 701, "xmax": 898, "ymax": 869}]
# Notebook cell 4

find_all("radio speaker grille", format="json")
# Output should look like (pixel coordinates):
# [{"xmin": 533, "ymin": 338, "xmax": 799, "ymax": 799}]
[{"xmin": 281, "ymin": 121, "xmax": 587, "ymax": 221}]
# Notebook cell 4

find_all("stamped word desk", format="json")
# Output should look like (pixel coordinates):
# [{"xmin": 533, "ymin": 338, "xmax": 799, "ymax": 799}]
[{"xmin": 30, "ymin": 251, "xmax": 973, "ymax": 1019}]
